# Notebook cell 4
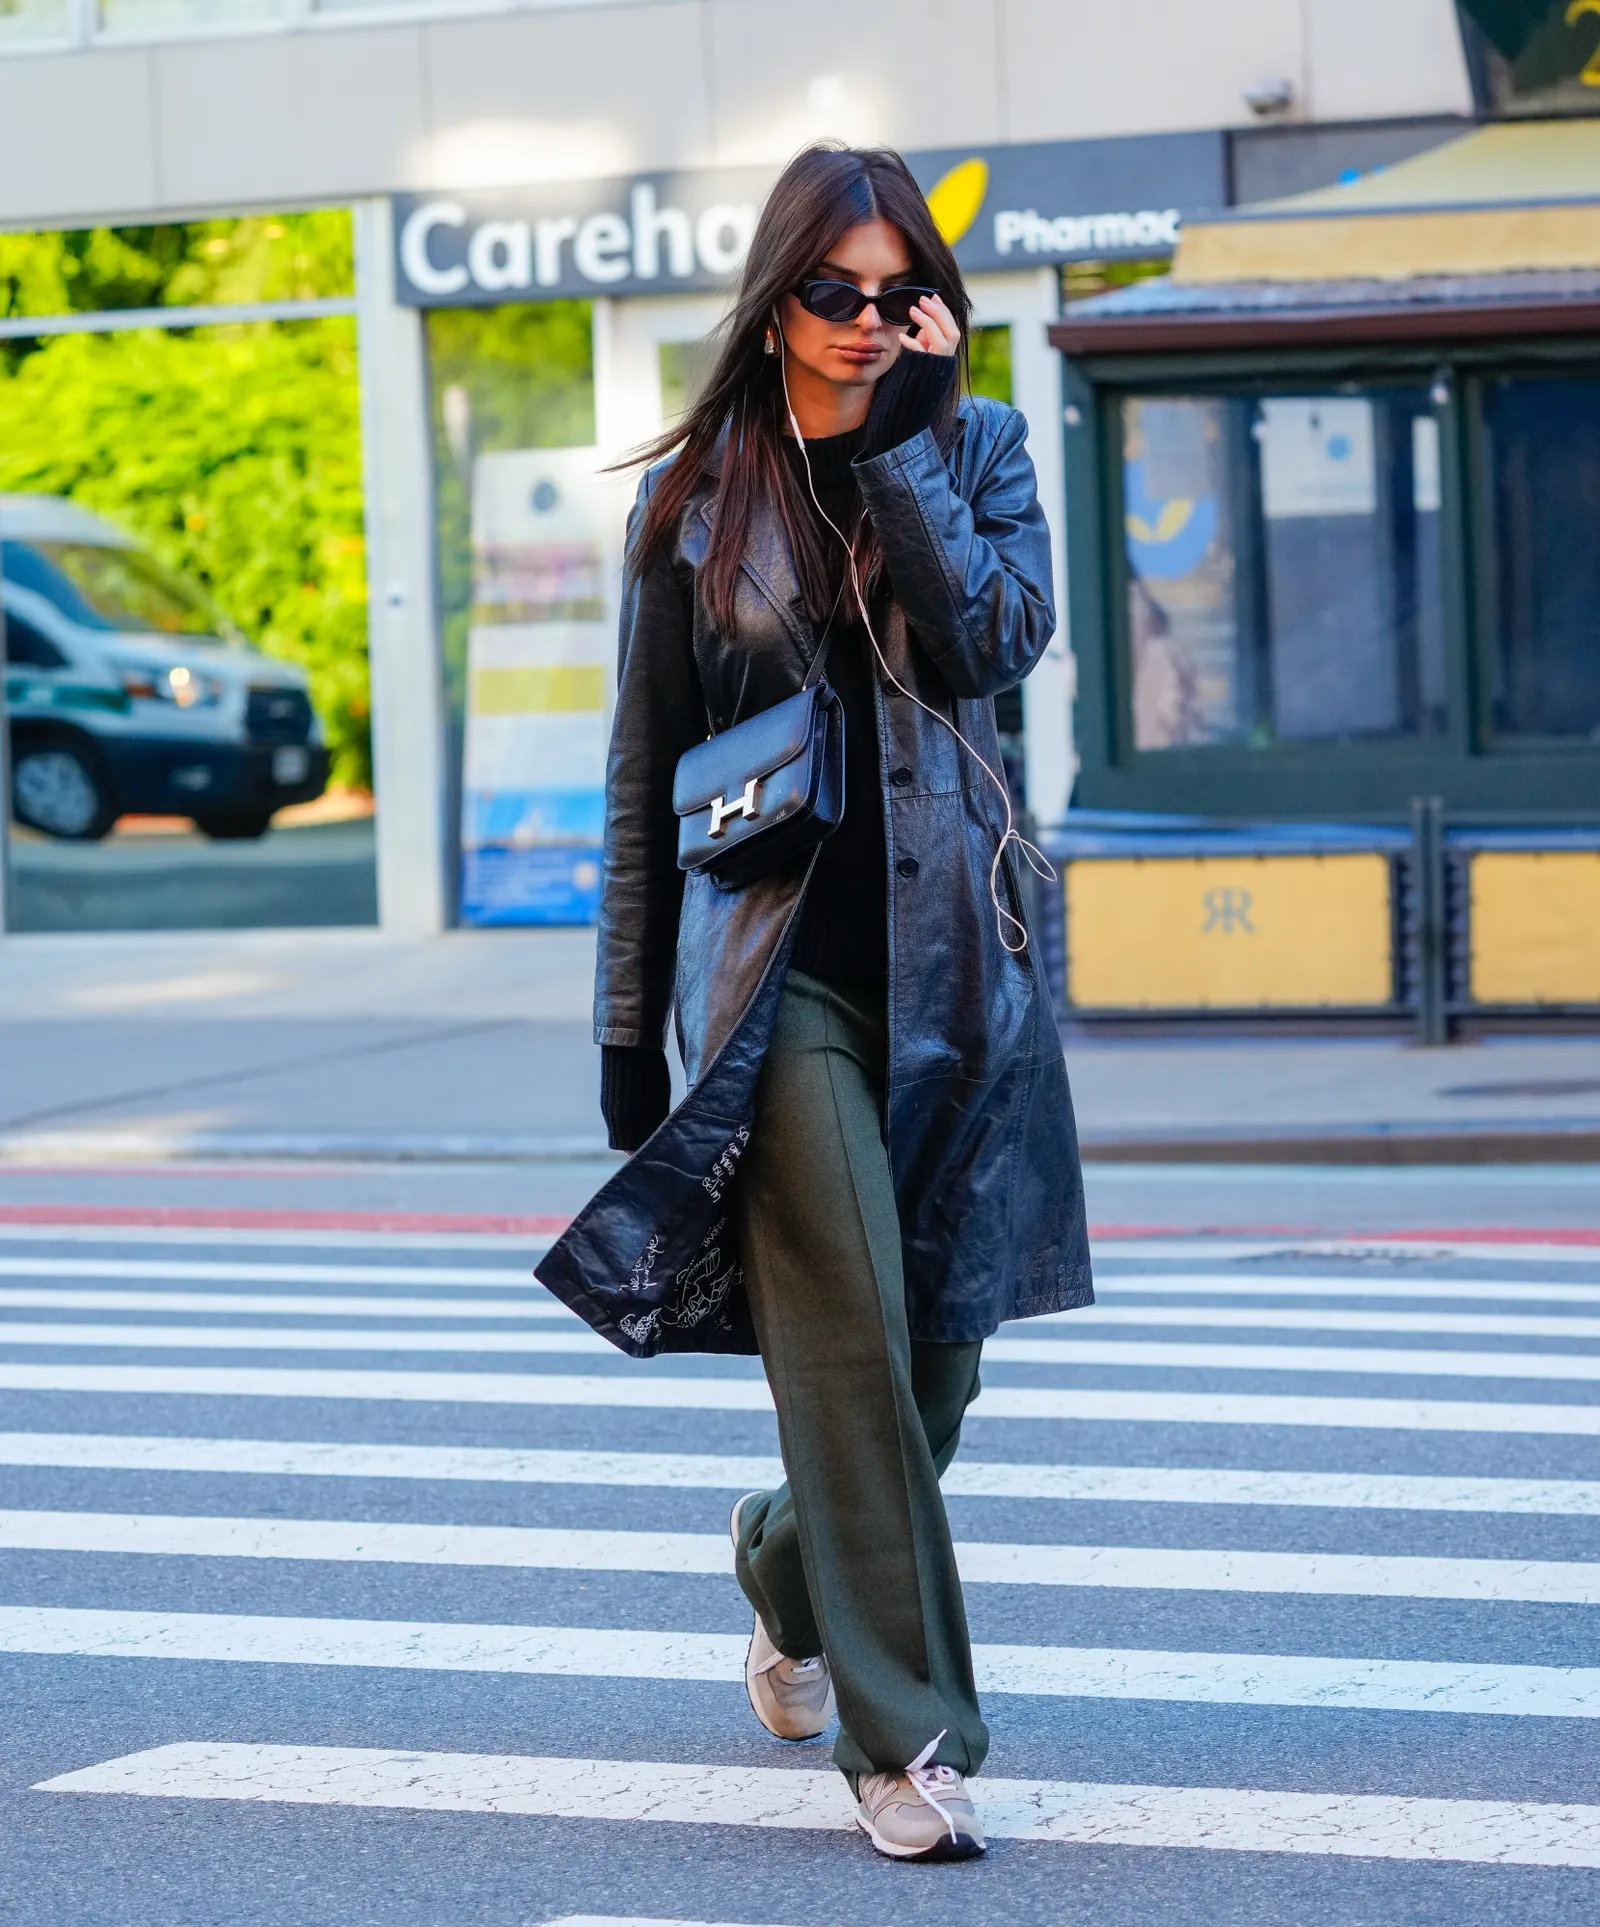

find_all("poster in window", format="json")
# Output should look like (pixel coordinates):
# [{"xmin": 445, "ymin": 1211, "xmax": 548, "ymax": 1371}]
[{"xmin": 460, "ymin": 447, "xmax": 623, "ymax": 925}]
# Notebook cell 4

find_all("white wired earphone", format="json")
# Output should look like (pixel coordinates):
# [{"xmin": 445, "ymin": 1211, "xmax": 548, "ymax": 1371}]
[{"xmin": 773, "ymin": 308, "xmax": 1055, "ymax": 956}]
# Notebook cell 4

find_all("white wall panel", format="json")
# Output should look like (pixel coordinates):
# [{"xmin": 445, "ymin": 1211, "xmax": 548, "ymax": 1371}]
[
  {"xmin": 0, "ymin": 48, "xmax": 157, "ymax": 225},
  {"xmin": 420, "ymin": 4, "xmax": 712, "ymax": 182},
  {"xmin": 705, "ymin": 0, "xmax": 1002, "ymax": 164},
  {"xmin": 154, "ymin": 28, "xmax": 428, "ymax": 207},
  {"xmin": 1304, "ymin": 0, "xmax": 1473, "ymax": 121},
  {"xmin": 1000, "ymin": 0, "xmax": 1305, "ymax": 141}
]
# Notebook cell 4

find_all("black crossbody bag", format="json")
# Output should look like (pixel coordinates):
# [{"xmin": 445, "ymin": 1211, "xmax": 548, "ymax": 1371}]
[{"xmin": 673, "ymin": 630, "xmax": 844, "ymax": 889}]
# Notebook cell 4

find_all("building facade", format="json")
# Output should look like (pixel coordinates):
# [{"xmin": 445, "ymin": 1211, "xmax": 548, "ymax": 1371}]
[{"xmin": 0, "ymin": 0, "xmax": 1494, "ymax": 950}]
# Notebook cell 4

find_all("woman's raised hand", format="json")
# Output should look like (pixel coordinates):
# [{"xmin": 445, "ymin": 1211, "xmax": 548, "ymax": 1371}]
[{"xmin": 899, "ymin": 293, "xmax": 961, "ymax": 357}]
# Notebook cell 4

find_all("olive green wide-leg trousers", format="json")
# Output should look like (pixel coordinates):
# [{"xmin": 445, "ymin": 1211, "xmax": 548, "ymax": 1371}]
[{"xmin": 730, "ymin": 967, "xmax": 989, "ymax": 1782}]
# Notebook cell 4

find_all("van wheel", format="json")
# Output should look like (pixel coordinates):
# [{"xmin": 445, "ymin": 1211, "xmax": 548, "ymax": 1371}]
[
  {"xmin": 11, "ymin": 741, "xmax": 117, "ymax": 841},
  {"xmin": 193, "ymin": 808, "xmax": 275, "ymax": 841}
]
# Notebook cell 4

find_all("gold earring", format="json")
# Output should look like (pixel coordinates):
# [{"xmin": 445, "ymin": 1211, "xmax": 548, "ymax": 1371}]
[{"xmin": 763, "ymin": 326, "xmax": 779, "ymax": 357}]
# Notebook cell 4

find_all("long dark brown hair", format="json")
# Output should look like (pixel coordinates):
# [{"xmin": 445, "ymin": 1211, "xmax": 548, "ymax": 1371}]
[{"xmin": 626, "ymin": 143, "xmax": 971, "ymax": 631}]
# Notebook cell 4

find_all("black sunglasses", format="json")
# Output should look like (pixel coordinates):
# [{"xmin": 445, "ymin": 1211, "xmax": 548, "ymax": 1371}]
[{"xmin": 793, "ymin": 279, "xmax": 939, "ymax": 327}]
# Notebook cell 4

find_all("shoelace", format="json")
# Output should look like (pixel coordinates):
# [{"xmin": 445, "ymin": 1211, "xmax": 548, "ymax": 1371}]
[
  {"xmin": 904, "ymin": 1730, "xmax": 961, "ymax": 1843},
  {"xmin": 753, "ymin": 1649, "xmax": 825, "ymax": 1682}
]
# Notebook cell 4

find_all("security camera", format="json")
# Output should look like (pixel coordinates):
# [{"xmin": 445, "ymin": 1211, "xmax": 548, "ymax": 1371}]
[{"xmin": 1243, "ymin": 77, "xmax": 1295, "ymax": 116}]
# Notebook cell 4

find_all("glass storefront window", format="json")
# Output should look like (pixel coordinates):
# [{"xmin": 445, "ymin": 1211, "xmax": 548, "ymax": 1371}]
[
  {"xmin": 1121, "ymin": 387, "xmax": 1446, "ymax": 752},
  {"xmin": 967, "ymin": 324, "xmax": 1012, "ymax": 405},
  {"xmin": 1484, "ymin": 374, "xmax": 1600, "ymax": 743},
  {"xmin": 658, "ymin": 338, "xmax": 715, "ymax": 429},
  {"xmin": 2, "ymin": 211, "xmax": 374, "ymax": 933},
  {"xmin": 0, "ymin": 0, "xmax": 70, "ymax": 45}
]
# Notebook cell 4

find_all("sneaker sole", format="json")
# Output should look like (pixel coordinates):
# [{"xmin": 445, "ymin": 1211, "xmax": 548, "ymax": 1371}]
[{"xmin": 854, "ymin": 1810, "xmax": 986, "ymax": 1861}]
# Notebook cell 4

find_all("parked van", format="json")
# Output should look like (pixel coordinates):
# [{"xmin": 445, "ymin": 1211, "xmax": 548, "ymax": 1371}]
[{"xmin": 2, "ymin": 494, "xmax": 329, "ymax": 841}]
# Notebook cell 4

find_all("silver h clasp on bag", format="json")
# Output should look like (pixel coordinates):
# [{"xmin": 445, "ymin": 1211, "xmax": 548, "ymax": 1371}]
[{"xmin": 707, "ymin": 777, "xmax": 760, "ymax": 837}]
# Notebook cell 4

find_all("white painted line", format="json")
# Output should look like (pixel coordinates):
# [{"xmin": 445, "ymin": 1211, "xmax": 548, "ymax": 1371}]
[
  {"xmin": 0, "ymin": 1226, "xmax": 552, "ymax": 1252},
  {"xmin": 0, "ymin": 1324, "xmax": 611, "ymax": 1355},
  {"xmin": 7, "ymin": 1607, "xmax": 1600, "ymax": 1716},
  {"xmin": 9, "ymin": 1505, "xmax": 1600, "ymax": 1605},
  {"xmin": 1066, "ymin": 1305, "xmax": 1600, "ymax": 1339},
  {"xmin": 941, "ymin": 1461, "xmax": 1600, "ymax": 1516},
  {"xmin": 0, "ymin": 1292, "xmax": 571, "ymax": 1320},
  {"xmin": 11, "ymin": 1322, "xmax": 1600, "ymax": 1384},
  {"xmin": 36, "ymin": 1743, "xmax": 1600, "ymax": 1866},
  {"xmin": 979, "ymin": 1338, "xmax": 1600, "ymax": 1383},
  {"xmin": 0, "ymin": 1434, "xmax": 790, "ymax": 1490},
  {"xmin": 0, "ymin": 1258, "xmax": 538, "ymax": 1287},
  {"xmin": 1097, "ymin": 1240, "xmax": 1600, "ymax": 1266},
  {"xmin": 7, "ymin": 1507, "xmax": 1599, "ymax": 1604},
  {"xmin": 5, "ymin": 1363, "xmax": 1600, "ymax": 1433},
  {"xmin": 1089, "ymin": 1276, "xmax": 1600, "ymax": 1307},
  {"xmin": 9, "ymin": 1434, "xmax": 1597, "ymax": 1516}
]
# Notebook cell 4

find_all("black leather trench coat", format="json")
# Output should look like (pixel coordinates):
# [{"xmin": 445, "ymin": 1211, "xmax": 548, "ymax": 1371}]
[{"xmin": 536, "ymin": 395, "xmax": 1093, "ymax": 1356}]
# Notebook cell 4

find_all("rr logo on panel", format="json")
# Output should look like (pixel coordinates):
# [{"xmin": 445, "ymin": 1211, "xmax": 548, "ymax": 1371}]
[{"xmin": 1201, "ymin": 886, "xmax": 1255, "ymax": 934}]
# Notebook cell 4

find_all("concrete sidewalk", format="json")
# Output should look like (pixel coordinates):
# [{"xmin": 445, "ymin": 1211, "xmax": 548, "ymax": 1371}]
[{"xmin": 2, "ymin": 927, "xmax": 1598, "ymax": 1164}]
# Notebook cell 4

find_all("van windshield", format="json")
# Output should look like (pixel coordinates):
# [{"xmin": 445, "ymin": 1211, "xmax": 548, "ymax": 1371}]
[{"xmin": 1, "ymin": 540, "xmax": 233, "ymax": 640}]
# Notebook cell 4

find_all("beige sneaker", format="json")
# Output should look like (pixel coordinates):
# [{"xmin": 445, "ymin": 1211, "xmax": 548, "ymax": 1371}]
[
  {"xmin": 855, "ymin": 1756, "xmax": 986, "ymax": 1862},
  {"xmin": 731, "ymin": 1493, "xmax": 835, "ymax": 1741}
]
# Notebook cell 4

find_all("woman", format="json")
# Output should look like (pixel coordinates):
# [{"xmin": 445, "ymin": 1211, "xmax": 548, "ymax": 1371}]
[{"xmin": 536, "ymin": 142, "xmax": 1092, "ymax": 1863}]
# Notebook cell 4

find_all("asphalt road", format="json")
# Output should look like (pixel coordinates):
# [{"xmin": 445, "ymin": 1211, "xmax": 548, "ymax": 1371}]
[
  {"xmin": 7, "ymin": 820, "xmax": 378, "ymax": 932},
  {"xmin": 3, "ymin": 1181, "xmax": 1600, "ymax": 1925}
]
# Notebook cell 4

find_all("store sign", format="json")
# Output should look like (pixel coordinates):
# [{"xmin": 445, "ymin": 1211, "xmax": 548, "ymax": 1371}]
[
  {"xmin": 905, "ymin": 133, "xmax": 1225, "ymax": 274},
  {"xmin": 391, "ymin": 132, "xmax": 1225, "ymax": 307},
  {"xmin": 393, "ymin": 168, "xmax": 774, "ymax": 306}
]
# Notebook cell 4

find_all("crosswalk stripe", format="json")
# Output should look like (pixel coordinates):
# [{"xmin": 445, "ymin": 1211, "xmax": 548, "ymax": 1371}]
[
  {"xmin": 1066, "ymin": 1306, "xmax": 1600, "ymax": 1339},
  {"xmin": 0, "ymin": 1258, "xmax": 538, "ymax": 1287},
  {"xmin": 0, "ymin": 1225, "xmax": 550, "ymax": 1251},
  {"xmin": 6, "ymin": 1606, "xmax": 1598, "ymax": 1715},
  {"xmin": 0, "ymin": 1290, "xmax": 567, "ymax": 1319},
  {"xmin": 5, "ymin": 1363, "xmax": 1599, "ymax": 1432},
  {"xmin": 7, "ymin": 1294, "xmax": 1600, "ymax": 1339},
  {"xmin": 8, "ymin": 1323, "xmax": 1600, "ymax": 1384},
  {"xmin": 17, "ymin": 1294, "xmax": 1600, "ymax": 1340},
  {"xmin": 8, "ymin": 1433, "xmax": 1597, "ymax": 1515},
  {"xmin": 1098, "ymin": 1239, "xmax": 1600, "ymax": 1266},
  {"xmin": 10, "ymin": 1254, "xmax": 1600, "ymax": 1305},
  {"xmin": 1091, "ymin": 1276, "xmax": 1600, "ymax": 1306},
  {"xmin": 0, "ymin": 1324, "xmax": 613, "ymax": 1354},
  {"xmin": 6, "ymin": 1507, "xmax": 1599, "ymax": 1603},
  {"xmin": 35, "ymin": 1742, "xmax": 1600, "ymax": 1866}
]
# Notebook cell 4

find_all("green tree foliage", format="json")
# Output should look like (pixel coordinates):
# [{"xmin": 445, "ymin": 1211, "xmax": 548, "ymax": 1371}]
[{"xmin": 0, "ymin": 213, "xmax": 370, "ymax": 785}]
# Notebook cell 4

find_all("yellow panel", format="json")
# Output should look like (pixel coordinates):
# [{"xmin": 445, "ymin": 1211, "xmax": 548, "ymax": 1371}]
[
  {"xmin": 1066, "ymin": 854, "xmax": 1393, "ymax": 1010},
  {"xmin": 1470, "ymin": 852, "xmax": 1600, "ymax": 1005},
  {"xmin": 472, "ymin": 665, "xmax": 606, "ymax": 716}
]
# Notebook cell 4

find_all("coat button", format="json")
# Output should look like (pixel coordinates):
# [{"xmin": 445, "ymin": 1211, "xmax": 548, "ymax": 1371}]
[
  {"xmin": 890, "ymin": 766, "xmax": 913, "ymax": 786},
  {"xmin": 896, "ymin": 856, "xmax": 920, "ymax": 878}
]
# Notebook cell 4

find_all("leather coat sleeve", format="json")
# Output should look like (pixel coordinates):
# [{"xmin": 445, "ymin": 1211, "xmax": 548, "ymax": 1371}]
[
  {"xmin": 593, "ymin": 472, "xmax": 704, "ymax": 1048},
  {"xmin": 853, "ymin": 399, "xmax": 1055, "ymax": 698}
]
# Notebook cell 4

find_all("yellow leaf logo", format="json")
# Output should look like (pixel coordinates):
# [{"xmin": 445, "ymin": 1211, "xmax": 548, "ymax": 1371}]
[{"xmin": 925, "ymin": 158, "xmax": 989, "ymax": 246}]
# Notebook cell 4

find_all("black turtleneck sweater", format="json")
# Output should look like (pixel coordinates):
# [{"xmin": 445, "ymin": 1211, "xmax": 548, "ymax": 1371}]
[{"xmin": 783, "ymin": 421, "xmax": 889, "ymax": 991}]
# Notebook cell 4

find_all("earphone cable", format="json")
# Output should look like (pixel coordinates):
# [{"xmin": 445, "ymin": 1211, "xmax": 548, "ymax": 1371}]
[{"xmin": 774, "ymin": 317, "xmax": 1055, "ymax": 955}]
